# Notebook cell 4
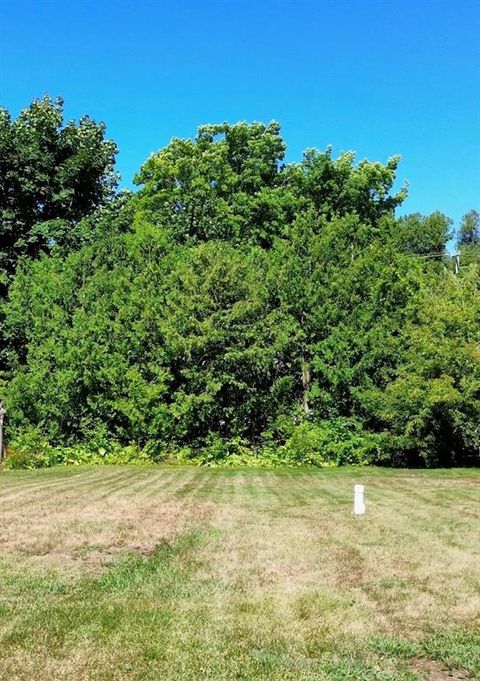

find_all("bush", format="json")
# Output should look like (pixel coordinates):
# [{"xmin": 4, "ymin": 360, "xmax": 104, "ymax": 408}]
[
  {"xmin": 196, "ymin": 435, "xmax": 257, "ymax": 466},
  {"xmin": 278, "ymin": 419, "xmax": 380, "ymax": 467},
  {"xmin": 4, "ymin": 429, "xmax": 57, "ymax": 469},
  {"xmin": 2, "ymin": 424, "xmax": 380, "ymax": 470},
  {"xmin": 3, "ymin": 433, "xmax": 154, "ymax": 469}
]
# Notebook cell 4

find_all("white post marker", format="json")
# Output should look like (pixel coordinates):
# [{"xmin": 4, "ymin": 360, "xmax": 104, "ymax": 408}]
[{"xmin": 353, "ymin": 484, "xmax": 366, "ymax": 515}]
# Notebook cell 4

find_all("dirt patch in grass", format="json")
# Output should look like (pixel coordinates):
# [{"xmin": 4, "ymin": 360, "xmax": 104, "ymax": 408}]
[{"xmin": 411, "ymin": 659, "xmax": 472, "ymax": 680}]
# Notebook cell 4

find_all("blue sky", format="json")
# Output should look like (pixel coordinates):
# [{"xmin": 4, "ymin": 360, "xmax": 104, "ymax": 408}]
[{"xmin": 1, "ymin": 0, "xmax": 479, "ymax": 239}]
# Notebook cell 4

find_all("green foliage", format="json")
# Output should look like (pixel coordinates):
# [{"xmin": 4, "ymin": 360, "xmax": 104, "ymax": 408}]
[
  {"xmin": 3, "ymin": 225, "xmax": 297, "ymax": 452},
  {"xmin": 457, "ymin": 209, "xmax": 480, "ymax": 247},
  {"xmin": 457, "ymin": 210, "xmax": 480, "ymax": 269},
  {"xmin": 286, "ymin": 147, "xmax": 407, "ymax": 225},
  {"xmin": 134, "ymin": 121, "xmax": 291, "ymax": 246},
  {"xmin": 134, "ymin": 122, "xmax": 405, "ymax": 247},
  {"xmin": 277, "ymin": 419, "xmax": 380, "ymax": 466},
  {"xmin": 4, "ymin": 429, "xmax": 57, "ymax": 469},
  {"xmin": 361, "ymin": 266, "xmax": 480, "ymax": 466},
  {"xmin": 1, "ymin": 110, "xmax": 478, "ymax": 468},
  {"xmin": 0, "ymin": 96, "xmax": 118, "ymax": 287},
  {"xmin": 394, "ymin": 212, "xmax": 452, "ymax": 255},
  {"xmin": 4, "ymin": 432, "xmax": 153, "ymax": 469}
]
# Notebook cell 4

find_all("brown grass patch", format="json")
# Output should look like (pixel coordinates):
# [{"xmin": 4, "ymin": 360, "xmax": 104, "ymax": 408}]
[{"xmin": 0, "ymin": 467, "xmax": 215, "ymax": 573}]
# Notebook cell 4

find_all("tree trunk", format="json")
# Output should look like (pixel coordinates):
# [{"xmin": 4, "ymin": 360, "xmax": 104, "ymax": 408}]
[
  {"xmin": 0, "ymin": 403, "xmax": 5, "ymax": 461},
  {"xmin": 301, "ymin": 353, "xmax": 311, "ymax": 416}
]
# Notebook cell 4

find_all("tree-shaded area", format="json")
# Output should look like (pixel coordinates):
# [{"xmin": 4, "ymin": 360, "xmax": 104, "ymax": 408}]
[{"xmin": 1, "ymin": 104, "xmax": 479, "ymax": 467}]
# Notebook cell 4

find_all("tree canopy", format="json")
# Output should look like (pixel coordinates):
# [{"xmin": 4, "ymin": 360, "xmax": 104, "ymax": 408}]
[
  {"xmin": 1, "ymin": 105, "xmax": 479, "ymax": 468},
  {"xmin": 134, "ymin": 122, "xmax": 406, "ymax": 247},
  {"xmin": 458, "ymin": 209, "xmax": 480, "ymax": 247},
  {"xmin": 0, "ymin": 96, "xmax": 118, "ymax": 288}
]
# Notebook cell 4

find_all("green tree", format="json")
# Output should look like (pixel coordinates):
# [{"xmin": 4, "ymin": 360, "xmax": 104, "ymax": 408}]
[
  {"xmin": 458, "ymin": 209, "xmax": 480, "ymax": 246},
  {"xmin": 394, "ymin": 212, "xmax": 452, "ymax": 255},
  {"xmin": 4, "ymin": 118, "xmax": 478, "ymax": 468},
  {"xmin": 361, "ymin": 266, "xmax": 480, "ymax": 466},
  {"xmin": 0, "ymin": 96, "xmax": 118, "ymax": 287},
  {"xmin": 270, "ymin": 212, "xmax": 425, "ymax": 427},
  {"xmin": 134, "ymin": 123, "xmax": 406, "ymax": 248},
  {"xmin": 457, "ymin": 210, "xmax": 480, "ymax": 268},
  {"xmin": 134, "ymin": 121, "xmax": 293, "ymax": 247},
  {"xmin": 286, "ymin": 147, "xmax": 407, "ymax": 225},
  {"xmin": 3, "ymin": 221, "xmax": 293, "ymax": 450}
]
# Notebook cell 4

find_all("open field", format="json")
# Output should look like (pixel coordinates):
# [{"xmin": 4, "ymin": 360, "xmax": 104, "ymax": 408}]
[{"xmin": 0, "ymin": 466, "xmax": 478, "ymax": 681}]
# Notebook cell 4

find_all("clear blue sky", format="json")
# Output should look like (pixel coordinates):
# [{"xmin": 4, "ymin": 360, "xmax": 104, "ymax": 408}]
[{"xmin": 1, "ymin": 0, "xmax": 479, "ymax": 239}]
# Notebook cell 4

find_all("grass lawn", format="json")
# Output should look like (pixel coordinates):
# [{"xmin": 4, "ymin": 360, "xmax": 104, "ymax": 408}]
[{"xmin": 0, "ymin": 466, "xmax": 478, "ymax": 680}]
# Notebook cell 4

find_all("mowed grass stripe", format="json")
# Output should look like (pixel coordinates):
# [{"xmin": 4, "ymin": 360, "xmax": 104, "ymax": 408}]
[
  {"xmin": 0, "ymin": 467, "xmax": 96, "ymax": 498},
  {"xmin": 107, "ymin": 469, "xmax": 174, "ymax": 499},
  {"xmin": 0, "ymin": 466, "xmax": 131, "ymax": 500},
  {"xmin": 0, "ymin": 470, "xmax": 132, "ymax": 513},
  {"xmin": 142, "ymin": 468, "xmax": 205, "ymax": 500}
]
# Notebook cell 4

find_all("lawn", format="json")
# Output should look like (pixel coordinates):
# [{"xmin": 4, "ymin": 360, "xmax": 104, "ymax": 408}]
[{"xmin": 0, "ymin": 466, "xmax": 478, "ymax": 680}]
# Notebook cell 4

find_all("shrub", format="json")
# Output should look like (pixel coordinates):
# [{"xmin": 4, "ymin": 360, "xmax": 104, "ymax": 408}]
[
  {"xmin": 3, "ymin": 433, "xmax": 153, "ymax": 469},
  {"xmin": 196, "ymin": 435, "xmax": 255, "ymax": 466},
  {"xmin": 278, "ymin": 419, "xmax": 380, "ymax": 467},
  {"xmin": 4, "ymin": 429, "xmax": 57, "ymax": 469}
]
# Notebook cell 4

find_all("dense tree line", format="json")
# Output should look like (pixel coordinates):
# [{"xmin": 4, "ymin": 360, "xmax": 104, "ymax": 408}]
[{"xmin": 1, "ymin": 97, "xmax": 479, "ymax": 467}]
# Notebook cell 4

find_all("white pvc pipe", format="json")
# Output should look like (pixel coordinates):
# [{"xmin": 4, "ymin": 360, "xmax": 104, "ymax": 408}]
[{"xmin": 354, "ymin": 484, "xmax": 365, "ymax": 515}]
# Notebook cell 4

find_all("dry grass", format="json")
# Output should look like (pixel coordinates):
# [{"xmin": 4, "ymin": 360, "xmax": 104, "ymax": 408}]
[
  {"xmin": 0, "ymin": 465, "xmax": 478, "ymax": 680},
  {"xmin": 0, "ymin": 467, "xmax": 214, "ymax": 572},
  {"xmin": 411, "ymin": 659, "xmax": 472, "ymax": 681}
]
